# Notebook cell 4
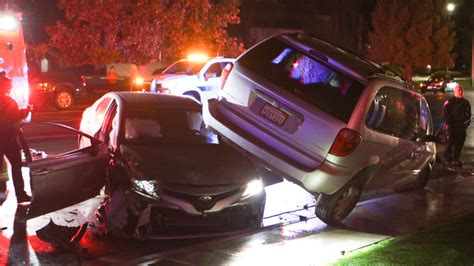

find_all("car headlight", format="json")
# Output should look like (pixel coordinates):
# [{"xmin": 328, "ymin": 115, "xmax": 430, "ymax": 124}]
[
  {"xmin": 133, "ymin": 179, "xmax": 160, "ymax": 200},
  {"xmin": 241, "ymin": 179, "xmax": 264, "ymax": 199}
]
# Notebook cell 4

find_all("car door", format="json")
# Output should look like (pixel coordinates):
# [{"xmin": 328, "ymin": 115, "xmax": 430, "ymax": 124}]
[
  {"xmin": 200, "ymin": 61, "xmax": 233, "ymax": 100},
  {"xmin": 364, "ymin": 87, "xmax": 425, "ymax": 190},
  {"xmin": 19, "ymin": 122, "xmax": 109, "ymax": 219},
  {"xmin": 393, "ymin": 96, "xmax": 436, "ymax": 190}
]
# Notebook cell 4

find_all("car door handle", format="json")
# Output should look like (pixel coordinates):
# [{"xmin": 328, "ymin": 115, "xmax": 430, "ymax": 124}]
[
  {"xmin": 32, "ymin": 168, "xmax": 52, "ymax": 176},
  {"xmin": 409, "ymin": 152, "xmax": 420, "ymax": 159}
]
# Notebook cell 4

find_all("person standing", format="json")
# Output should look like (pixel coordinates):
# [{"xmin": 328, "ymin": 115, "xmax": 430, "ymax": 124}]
[
  {"xmin": 442, "ymin": 84, "xmax": 471, "ymax": 166},
  {"xmin": 106, "ymin": 65, "xmax": 118, "ymax": 84},
  {"xmin": 0, "ymin": 158, "xmax": 8, "ymax": 205},
  {"xmin": 0, "ymin": 71, "xmax": 31, "ymax": 203}
]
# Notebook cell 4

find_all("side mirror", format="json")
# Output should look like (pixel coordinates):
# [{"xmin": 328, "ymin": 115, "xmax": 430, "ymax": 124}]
[{"xmin": 435, "ymin": 132, "xmax": 447, "ymax": 144}]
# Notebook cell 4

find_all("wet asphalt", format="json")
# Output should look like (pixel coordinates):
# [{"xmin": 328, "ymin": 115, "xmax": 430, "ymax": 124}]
[{"xmin": 1, "ymin": 91, "xmax": 474, "ymax": 264}]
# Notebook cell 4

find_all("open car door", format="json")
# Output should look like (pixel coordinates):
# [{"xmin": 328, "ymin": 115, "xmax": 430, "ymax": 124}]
[{"xmin": 19, "ymin": 122, "xmax": 108, "ymax": 219}]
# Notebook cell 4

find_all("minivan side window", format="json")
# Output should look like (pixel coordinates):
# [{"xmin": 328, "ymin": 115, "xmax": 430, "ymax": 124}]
[{"xmin": 366, "ymin": 87, "xmax": 422, "ymax": 141}]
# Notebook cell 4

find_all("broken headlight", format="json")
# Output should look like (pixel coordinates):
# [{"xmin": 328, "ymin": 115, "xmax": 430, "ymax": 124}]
[
  {"xmin": 241, "ymin": 179, "xmax": 264, "ymax": 200},
  {"xmin": 132, "ymin": 179, "xmax": 161, "ymax": 200}
]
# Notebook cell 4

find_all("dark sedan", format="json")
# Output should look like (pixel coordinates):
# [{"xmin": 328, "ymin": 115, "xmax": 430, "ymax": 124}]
[{"xmin": 22, "ymin": 92, "xmax": 266, "ymax": 240}]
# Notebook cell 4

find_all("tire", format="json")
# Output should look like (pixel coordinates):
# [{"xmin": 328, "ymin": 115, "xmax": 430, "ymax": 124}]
[
  {"xmin": 54, "ymin": 90, "xmax": 74, "ymax": 110},
  {"xmin": 417, "ymin": 164, "xmax": 432, "ymax": 189},
  {"xmin": 395, "ymin": 164, "xmax": 432, "ymax": 192},
  {"xmin": 184, "ymin": 91, "xmax": 201, "ymax": 103},
  {"xmin": 315, "ymin": 174, "xmax": 365, "ymax": 225}
]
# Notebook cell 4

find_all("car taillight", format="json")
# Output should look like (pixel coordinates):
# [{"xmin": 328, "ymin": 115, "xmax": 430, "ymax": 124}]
[
  {"xmin": 134, "ymin": 77, "xmax": 144, "ymax": 86},
  {"xmin": 329, "ymin": 128, "xmax": 361, "ymax": 156},
  {"xmin": 220, "ymin": 63, "xmax": 233, "ymax": 90}
]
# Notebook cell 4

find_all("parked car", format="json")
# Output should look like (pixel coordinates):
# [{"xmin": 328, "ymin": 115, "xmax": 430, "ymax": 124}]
[
  {"xmin": 29, "ymin": 71, "xmax": 134, "ymax": 110},
  {"xmin": 204, "ymin": 33, "xmax": 439, "ymax": 225},
  {"xmin": 29, "ymin": 72, "xmax": 87, "ymax": 110},
  {"xmin": 22, "ymin": 92, "xmax": 266, "ymax": 240},
  {"xmin": 419, "ymin": 71, "xmax": 463, "ymax": 94},
  {"xmin": 150, "ymin": 56, "xmax": 235, "ymax": 104}
]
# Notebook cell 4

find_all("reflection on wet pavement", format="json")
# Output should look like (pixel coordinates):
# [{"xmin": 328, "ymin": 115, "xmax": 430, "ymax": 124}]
[
  {"xmin": 132, "ymin": 175, "xmax": 474, "ymax": 265},
  {"xmin": 2, "ymin": 165, "xmax": 474, "ymax": 265}
]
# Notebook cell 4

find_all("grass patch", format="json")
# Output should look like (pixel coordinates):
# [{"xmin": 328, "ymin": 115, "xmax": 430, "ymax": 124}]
[{"xmin": 334, "ymin": 213, "xmax": 474, "ymax": 265}]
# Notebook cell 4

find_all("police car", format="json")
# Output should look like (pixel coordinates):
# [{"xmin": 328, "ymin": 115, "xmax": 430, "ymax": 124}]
[{"xmin": 150, "ymin": 55, "xmax": 234, "ymax": 103}]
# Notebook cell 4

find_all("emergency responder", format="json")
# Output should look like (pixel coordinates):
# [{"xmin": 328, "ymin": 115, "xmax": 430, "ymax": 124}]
[
  {"xmin": 442, "ymin": 84, "xmax": 471, "ymax": 166},
  {"xmin": 0, "ymin": 158, "xmax": 8, "ymax": 205},
  {"xmin": 0, "ymin": 71, "xmax": 31, "ymax": 203}
]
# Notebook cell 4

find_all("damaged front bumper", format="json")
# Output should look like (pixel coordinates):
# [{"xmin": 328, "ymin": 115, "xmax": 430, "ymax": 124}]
[{"xmin": 100, "ymin": 186, "xmax": 266, "ymax": 239}]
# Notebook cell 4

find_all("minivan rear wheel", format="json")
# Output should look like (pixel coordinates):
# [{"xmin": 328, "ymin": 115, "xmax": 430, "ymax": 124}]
[{"xmin": 315, "ymin": 174, "xmax": 365, "ymax": 225}]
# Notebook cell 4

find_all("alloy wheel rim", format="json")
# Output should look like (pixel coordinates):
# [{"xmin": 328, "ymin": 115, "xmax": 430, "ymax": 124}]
[
  {"xmin": 334, "ymin": 185, "xmax": 361, "ymax": 221},
  {"xmin": 57, "ymin": 92, "xmax": 72, "ymax": 108}
]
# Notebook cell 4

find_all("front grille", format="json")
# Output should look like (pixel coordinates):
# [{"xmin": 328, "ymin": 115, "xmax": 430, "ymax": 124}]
[{"xmin": 162, "ymin": 188, "xmax": 240, "ymax": 212}]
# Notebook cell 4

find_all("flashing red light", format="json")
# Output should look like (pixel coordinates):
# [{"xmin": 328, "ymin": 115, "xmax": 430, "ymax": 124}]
[{"xmin": 329, "ymin": 128, "xmax": 361, "ymax": 156}]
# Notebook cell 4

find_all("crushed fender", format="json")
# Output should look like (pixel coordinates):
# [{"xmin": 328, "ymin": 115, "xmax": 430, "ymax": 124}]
[{"xmin": 36, "ymin": 219, "xmax": 88, "ymax": 250}]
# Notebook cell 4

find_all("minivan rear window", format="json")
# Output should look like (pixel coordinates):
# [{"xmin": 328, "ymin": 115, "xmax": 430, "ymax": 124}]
[{"xmin": 238, "ymin": 38, "xmax": 365, "ymax": 122}]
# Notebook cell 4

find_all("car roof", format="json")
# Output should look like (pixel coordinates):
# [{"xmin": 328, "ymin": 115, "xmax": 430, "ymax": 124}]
[
  {"xmin": 279, "ymin": 33, "xmax": 402, "ymax": 83},
  {"xmin": 106, "ymin": 92, "xmax": 202, "ymax": 111}
]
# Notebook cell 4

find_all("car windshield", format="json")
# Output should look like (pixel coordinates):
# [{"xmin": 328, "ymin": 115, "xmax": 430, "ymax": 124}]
[
  {"xmin": 162, "ymin": 60, "xmax": 207, "ymax": 75},
  {"xmin": 124, "ymin": 108, "xmax": 211, "ymax": 145},
  {"xmin": 238, "ymin": 37, "xmax": 365, "ymax": 122}
]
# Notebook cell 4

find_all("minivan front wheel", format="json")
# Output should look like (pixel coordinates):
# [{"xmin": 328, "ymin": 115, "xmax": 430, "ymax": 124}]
[{"xmin": 315, "ymin": 174, "xmax": 365, "ymax": 225}]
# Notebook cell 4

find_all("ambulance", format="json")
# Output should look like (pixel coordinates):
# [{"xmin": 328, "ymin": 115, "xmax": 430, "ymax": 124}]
[{"xmin": 0, "ymin": 12, "xmax": 30, "ymax": 121}]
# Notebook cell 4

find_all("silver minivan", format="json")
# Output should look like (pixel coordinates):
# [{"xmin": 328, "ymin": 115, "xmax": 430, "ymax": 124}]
[{"xmin": 204, "ymin": 33, "xmax": 437, "ymax": 225}]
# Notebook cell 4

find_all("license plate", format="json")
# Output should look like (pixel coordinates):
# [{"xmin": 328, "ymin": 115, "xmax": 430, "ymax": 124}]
[{"xmin": 260, "ymin": 104, "xmax": 287, "ymax": 126}]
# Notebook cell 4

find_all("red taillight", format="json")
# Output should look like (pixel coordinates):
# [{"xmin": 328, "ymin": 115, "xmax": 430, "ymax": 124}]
[
  {"xmin": 329, "ymin": 128, "xmax": 361, "ymax": 156},
  {"xmin": 220, "ymin": 63, "xmax": 233, "ymax": 90}
]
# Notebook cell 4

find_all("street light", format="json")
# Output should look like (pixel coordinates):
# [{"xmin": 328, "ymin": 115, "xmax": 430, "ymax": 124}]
[{"xmin": 446, "ymin": 3, "xmax": 455, "ymax": 12}]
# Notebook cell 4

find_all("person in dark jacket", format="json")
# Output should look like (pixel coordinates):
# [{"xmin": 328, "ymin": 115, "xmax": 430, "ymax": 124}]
[
  {"xmin": 0, "ymin": 71, "xmax": 31, "ymax": 203},
  {"xmin": 442, "ymin": 84, "xmax": 471, "ymax": 166}
]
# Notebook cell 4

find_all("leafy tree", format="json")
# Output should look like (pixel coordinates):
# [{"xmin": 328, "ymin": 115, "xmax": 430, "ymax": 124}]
[
  {"xmin": 368, "ymin": 0, "xmax": 455, "ymax": 82},
  {"xmin": 43, "ymin": 0, "xmax": 243, "ymax": 67}
]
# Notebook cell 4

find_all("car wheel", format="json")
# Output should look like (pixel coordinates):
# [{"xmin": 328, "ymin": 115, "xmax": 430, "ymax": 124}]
[
  {"xmin": 184, "ymin": 91, "xmax": 201, "ymax": 103},
  {"xmin": 315, "ymin": 174, "xmax": 365, "ymax": 225},
  {"xmin": 54, "ymin": 90, "xmax": 74, "ymax": 110},
  {"xmin": 417, "ymin": 164, "xmax": 432, "ymax": 189}
]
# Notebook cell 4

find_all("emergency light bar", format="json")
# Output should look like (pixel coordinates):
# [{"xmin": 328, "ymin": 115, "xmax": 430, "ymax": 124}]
[
  {"xmin": 187, "ymin": 53, "xmax": 209, "ymax": 62},
  {"xmin": 0, "ymin": 15, "xmax": 19, "ymax": 31}
]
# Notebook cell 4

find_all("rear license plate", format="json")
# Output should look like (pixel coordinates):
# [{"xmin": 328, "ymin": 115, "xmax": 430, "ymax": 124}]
[{"xmin": 260, "ymin": 104, "xmax": 287, "ymax": 126}]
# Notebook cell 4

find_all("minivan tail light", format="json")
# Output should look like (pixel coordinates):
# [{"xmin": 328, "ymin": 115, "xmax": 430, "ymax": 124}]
[
  {"xmin": 329, "ymin": 128, "xmax": 361, "ymax": 156},
  {"xmin": 220, "ymin": 63, "xmax": 233, "ymax": 90}
]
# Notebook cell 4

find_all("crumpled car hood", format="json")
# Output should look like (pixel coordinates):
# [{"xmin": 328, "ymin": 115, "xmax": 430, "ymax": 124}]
[{"xmin": 120, "ymin": 144, "xmax": 256, "ymax": 187}]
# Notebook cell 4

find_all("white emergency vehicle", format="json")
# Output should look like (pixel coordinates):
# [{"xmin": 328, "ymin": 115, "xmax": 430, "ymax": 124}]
[
  {"xmin": 0, "ymin": 12, "xmax": 30, "ymax": 120},
  {"xmin": 150, "ymin": 55, "xmax": 234, "ymax": 104}
]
